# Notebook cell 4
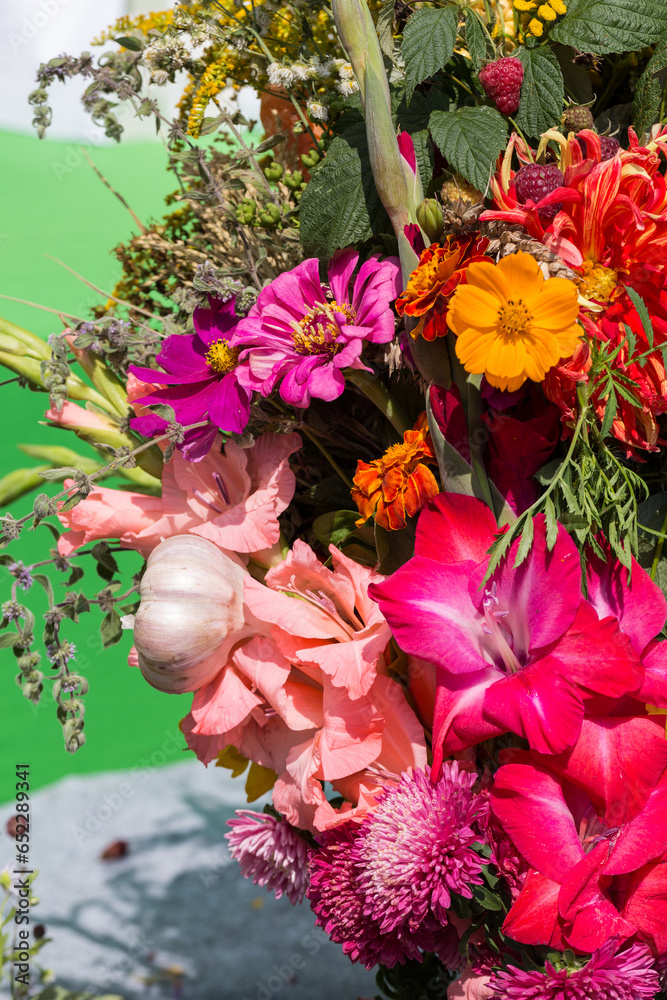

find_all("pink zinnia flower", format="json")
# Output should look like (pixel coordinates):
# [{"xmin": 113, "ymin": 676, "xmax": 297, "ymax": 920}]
[
  {"xmin": 487, "ymin": 938, "xmax": 659, "ymax": 999},
  {"xmin": 229, "ymin": 249, "xmax": 401, "ymax": 407},
  {"xmin": 225, "ymin": 809, "xmax": 310, "ymax": 904},
  {"xmin": 307, "ymin": 763, "xmax": 486, "ymax": 969}
]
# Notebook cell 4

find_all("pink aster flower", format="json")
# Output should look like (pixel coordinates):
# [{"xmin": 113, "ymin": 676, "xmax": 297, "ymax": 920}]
[
  {"xmin": 229, "ymin": 249, "xmax": 401, "ymax": 407},
  {"xmin": 307, "ymin": 763, "xmax": 486, "ymax": 969},
  {"xmin": 130, "ymin": 296, "xmax": 251, "ymax": 460},
  {"xmin": 487, "ymin": 938, "xmax": 659, "ymax": 999},
  {"xmin": 225, "ymin": 809, "xmax": 310, "ymax": 904}
]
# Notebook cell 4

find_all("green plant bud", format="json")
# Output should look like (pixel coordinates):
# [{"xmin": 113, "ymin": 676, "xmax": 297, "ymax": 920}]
[
  {"xmin": 416, "ymin": 199, "xmax": 445, "ymax": 244},
  {"xmin": 258, "ymin": 203, "xmax": 282, "ymax": 228},
  {"xmin": 263, "ymin": 161, "xmax": 284, "ymax": 182},
  {"xmin": 301, "ymin": 148, "xmax": 321, "ymax": 168},
  {"xmin": 283, "ymin": 170, "xmax": 304, "ymax": 190}
]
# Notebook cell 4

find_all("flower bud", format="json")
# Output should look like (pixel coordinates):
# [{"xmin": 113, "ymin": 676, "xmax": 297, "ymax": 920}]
[
  {"xmin": 134, "ymin": 535, "xmax": 253, "ymax": 694},
  {"xmin": 416, "ymin": 199, "xmax": 445, "ymax": 244}
]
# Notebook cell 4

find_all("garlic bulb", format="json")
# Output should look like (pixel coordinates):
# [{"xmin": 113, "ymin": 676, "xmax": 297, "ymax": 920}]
[{"xmin": 134, "ymin": 534, "xmax": 250, "ymax": 693}]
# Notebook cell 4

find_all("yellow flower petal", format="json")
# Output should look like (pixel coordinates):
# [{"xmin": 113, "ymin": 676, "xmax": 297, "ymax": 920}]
[
  {"xmin": 530, "ymin": 278, "xmax": 580, "ymax": 328},
  {"xmin": 465, "ymin": 260, "xmax": 512, "ymax": 302},
  {"xmin": 455, "ymin": 328, "xmax": 498, "ymax": 372},
  {"xmin": 447, "ymin": 286, "xmax": 500, "ymax": 334},
  {"xmin": 496, "ymin": 252, "xmax": 545, "ymax": 301},
  {"xmin": 485, "ymin": 337, "xmax": 527, "ymax": 379}
]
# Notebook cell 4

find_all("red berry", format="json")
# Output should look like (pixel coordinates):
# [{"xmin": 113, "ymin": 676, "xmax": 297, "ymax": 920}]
[
  {"xmin": 575, "ymin": 133, "xmax": 621, "ymax": 162},
  {"xmin": 478, "ymin": 58, "xmax": 524, "ymax": 116},
  {"xmin": 599, "ymin": 135, "xmax": 621, "ymax": 160},
  {"xmin": 513, "ymin": 163, "xmax": 564, "ymax": 221}
]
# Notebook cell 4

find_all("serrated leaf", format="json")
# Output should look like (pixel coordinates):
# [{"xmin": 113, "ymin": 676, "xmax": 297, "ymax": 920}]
[
  {"xmin": 515, "ymin": 47, "xmax": 564, "ymax": 138},
  {"xmin": 624, "ymin": 285, "xmax": 655, "ymax": 348},
  {"xmin": 376, "ymin": 0, "xmax": 396, "ymax": 59},
  {"xmin": 544, "ymin": 496, "xmax": 559, "ymax": 550},
  {"xmin": 429, "ymin": 106, "xmax": 508, "ymax": 193},
  {"xmin": 632, "ymin": 34, "xmax": 667, "ymax": 134},
  {"xmin": 551, "ymin": 0, "xmax": 667, "ymax": 55},
  {"xmin": 471, "ymin": 884, "xmax": 503, "ymax": 910},
  {"xmin": 599, "ymin": 389, "xmax": 618, "ymax": 439},
  {"xmin": 484, "ymin": 529, "xmax": 514, "ymax": 581},
  {"xmin": 402, "ymin": 7, "xmax": 460, "ymax": 102},
  {"xmin": 298, "ymin": 123, "xmax": 389, "ymax": 259},
  {"xmin": 514, "ymin": 515, "xmax": 534, "ymax": 567},
  {"xmin": 397, "ymin": 90, "xmax": 452, "ymax": 190},
  {"xmin": 464, "ymin": 12, "xmax": 488, "ymax": 69}
]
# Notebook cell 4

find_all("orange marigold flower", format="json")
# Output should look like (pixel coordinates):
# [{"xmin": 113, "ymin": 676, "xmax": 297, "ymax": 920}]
[
  {"xmin": 447, "ymin": 251, "xmax": 582, "ymax": 393},
  {"xmin": 395, "ymin": 234, "xmax": 490, "ymax": 341},
  {"xmin": 351, "ymin": 413, "xmax": 439, "ymax": 531}
]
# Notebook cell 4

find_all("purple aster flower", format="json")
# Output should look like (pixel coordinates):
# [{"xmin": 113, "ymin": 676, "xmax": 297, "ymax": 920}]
[
  {"xmin": 487, "ymin": 938, "xmax": 659, "ymax": 999},
  {"xmin": 307, "ymin": 762, "xmax": 486, "ymax": 970},
  {"xmin": 225, "ymin": 809, "xmax": 310, "ymax": 905},
  {"xmin": 130, "ymin": 297, "xmax": 251, "ymax": 461},
  {"xmin": 229, "ymin": 249, "xmax": 401, "ymax": 408}
]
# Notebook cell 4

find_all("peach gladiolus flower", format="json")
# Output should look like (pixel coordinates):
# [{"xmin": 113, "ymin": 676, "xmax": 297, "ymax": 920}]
[
  {"xmin": 447, "ymin": 252, "xmax": 581, "ymax": 393},
  {"xmin": 45, "ymin": 400, "xmax": 123, "ymax": 432},
  {"xmin": 182, "ymin": 542, "xmax": 427, "ymax": 832},
  {"xmin": 57, "ymin": 432, "xmax": 301, "ymax": 559},
  {"xmin": 447, "ymin": 967, "xmax": 492, "ymax": 1000}
]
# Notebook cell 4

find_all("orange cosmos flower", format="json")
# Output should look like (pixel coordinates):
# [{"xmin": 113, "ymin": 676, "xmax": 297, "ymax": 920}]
[
  {"xmin": 446, "ymin": 251, "xmax": 582, "ymax": 393},
  {"xmin": 351, "ymin": 412, "xmax": 439, "ymax": 531},
  {"xmin": 395, "ymin": 234, "xmax": 490, "ymax": 341}
]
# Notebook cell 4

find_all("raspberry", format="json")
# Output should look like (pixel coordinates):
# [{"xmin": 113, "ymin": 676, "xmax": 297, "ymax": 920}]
[
  {"xmin": 478, "ymin": 58, "xmax": 524, "ymax": 116},
  {"xmin": 575, "ymin": 133, "xmax": 621, "ymax": 162},
  {"xmin": 562, "ymin": 105, "xmax": 594, "ymax": 133},
  {"xmin": 599, "ymin": 135, "xmax": 621, "ymax": 160},
  {"xmin": 513, "ymin": 163, "xmax": 564, "ymax": 221}
]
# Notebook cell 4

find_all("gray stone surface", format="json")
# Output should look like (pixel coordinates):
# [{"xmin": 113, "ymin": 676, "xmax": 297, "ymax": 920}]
[{"xmin": 0, "ymin": 762, "xmax": 376, "ymax": 1000}]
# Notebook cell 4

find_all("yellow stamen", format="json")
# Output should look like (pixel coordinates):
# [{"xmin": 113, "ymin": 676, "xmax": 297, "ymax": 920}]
[
  {"xmin": 528, "ymin": 17, "xmax": 544, "ymax": 33},
  {"xmin": 497, "ymin": 301, "xmax": 531, "ymax": 338},
  {"xmin": 577, "ymin": 261, "xmax": 619, "ymax": 305},
  {"xmin": 205, "ymin": 340, "xmax": 240, "ymax": 374},
  {"xmin": 538, "ymin": 3, "xmax": 557, "ymax": 19},
  {"xmin": 548, "ymin": 0, "xmax": 567, "ymax": 12},
  {"xmin": 290, "ymin": 301, "xmax": 356, "ymax": 356}
]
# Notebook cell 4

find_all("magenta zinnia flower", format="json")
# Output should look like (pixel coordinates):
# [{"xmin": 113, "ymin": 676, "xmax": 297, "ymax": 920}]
[
  {"xmin": 307, "ymin": 763, "xmax": 486, "ymax": 969},
  {"xmin": 487, "ymin": 938, "xmax": 659, "ymax": 999},
  {"xmin": 130, "ymin": 297, "xmax": 251, "ymax": 460},
  {"xmin": 229, "ymin": 249, "xmax": 401, "ymax": 407},
  {"xmin": 225, "ymin": 809, "xmax": 310, "ymax": 904}
]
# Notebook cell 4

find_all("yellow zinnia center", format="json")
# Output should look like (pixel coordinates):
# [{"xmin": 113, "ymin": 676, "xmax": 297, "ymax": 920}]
[
  {"xmin": 291, "ymin": 301, "xmax": 356, "ymax": 356},
  {"xmin": 497, "ymin": 301, "xmax": 531, "ymax": 338},
  {"xmin": 205, "ymin": 340, "xmax": 240, "ymax": 374}
]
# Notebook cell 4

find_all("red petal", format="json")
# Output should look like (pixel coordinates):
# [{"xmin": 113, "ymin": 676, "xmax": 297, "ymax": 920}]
[
  {"xmin": 502, "ymin": 870, "xmax": 566, "ymax": 948},
  {"xmin": 415, "ymin": 492, "xmax": 497, "ymax": 563}
]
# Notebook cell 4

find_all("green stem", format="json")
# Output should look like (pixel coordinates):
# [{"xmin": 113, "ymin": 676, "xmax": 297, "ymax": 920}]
[
  {"xmin": 345, "ymin": 369, "xmax": 411, "ymax": 436},
  {"xmin": 299, "ymin": 425, "xmax": 354, "ymax": 489},
  {"xmin": 651, "ymin": 504, "xmax": 667, "ymax": 580}
]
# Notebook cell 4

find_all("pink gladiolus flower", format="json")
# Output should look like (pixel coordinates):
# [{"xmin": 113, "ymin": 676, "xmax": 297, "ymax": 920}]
[
  {"xmin": 57, "ymin": 432, "xmax": 300, "ymax": 560},
  {"xmin": 307, "ymin": 763, "xmax": 485, "ymax": 969},
  {"xmin": 225, "ymin": 809, "xmax": 310, "ymax": 904},
  {"xmin": 229, "ymin": 250, "xmax": 401, "ymax": 407},
  {"xmin": 370, "ymin": 493, "xmax": 642, "ymax": 765},
  {"xmin": 448, "ymin": 967, "xmax": 492, "ymax": 1000},
  {"xmin": 487, "ymin": 938, "xmax": 659, "ymax": 999},
  {"xmin": 44, "ymin": 400, "xmax": 122, "ymax": 432},
  {"xmin": 490, "ymin": 725, "xmax": 667, "ymax": 954}
]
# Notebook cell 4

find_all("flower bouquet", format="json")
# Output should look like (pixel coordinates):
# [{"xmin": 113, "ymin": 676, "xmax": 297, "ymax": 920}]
[{"xmin": 4, "ymin": 0, "xmax": 667, "ymax": 996}]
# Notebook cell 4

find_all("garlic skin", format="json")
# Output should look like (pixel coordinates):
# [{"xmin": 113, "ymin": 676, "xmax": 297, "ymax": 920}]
[{"xmin": 134, "ymin": 534, "xmax": 250, "ymax": 694}]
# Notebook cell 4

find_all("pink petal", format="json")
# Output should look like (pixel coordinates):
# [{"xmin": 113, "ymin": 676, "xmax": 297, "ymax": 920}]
[
  {"xmin": 190, "ymin": 663, "xmax": 263, "ymax": 734},
  {"xmin": 319, "ymin": 677, "xmax": 384, "ymax": 779},
  {"xmin": 490, "ymin": 762, "xmax": 584, "ymax": 879},
  {"xmin": 617, "ymin": 857, "xmax": 667, "ymax": 954},
  {"xmin": 502, "ymin": 870, "xmax": 566, "ymax": 948},
  {"xmin": 559, "ymin": 841, "xmax": 635, "ymax": 952},
  {"xmin": 549, "ymin": 600, "xmax": 643, "ymax": 698},
  {"xmin": 586, "ymin": 546, "xmax": 667, "ymax": 654},
  {"xmin": 607, "ymin": 773, "xmax": 667, "ymax": 875},
  {"xmin": 415, "ymin": 493, "xmax": 498, "ymax": 563}
]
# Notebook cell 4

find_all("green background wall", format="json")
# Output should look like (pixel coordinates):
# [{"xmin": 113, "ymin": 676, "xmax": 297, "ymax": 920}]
[{"xmin": 0, "ymin": 130, "xmax": 195, "ymax": 801}]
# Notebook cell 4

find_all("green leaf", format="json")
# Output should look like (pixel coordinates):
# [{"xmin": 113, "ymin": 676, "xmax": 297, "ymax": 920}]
[
  {"xmin": 550, "ymin": 0, "xmax": 667, "ymax": 55},
  {"xmin": 544, "ymin": 496, "xmax": 559, "ymax": 550},
  {"xmin": 624, "ymin": 285, "xmax": 655, "ymax": 348},
  {"xmin": 298, "ymin": 123, "xmax": 389, "ymax": 259},
  {"xmin": 376, "ymin": 0, "xmax": 396, "ymax": 59},
  {"xmin": 471, "ymin": 884, "xmax": 503, "ymax": 911},
  {"xmin": 514, "ymin": 515, "xmax": 534, "ymax": 567},
  {"xmin": 402, "ymin": 7, "xmax": 460, "ymax": 102},
  {"xmin": 464, "ymin": 11, "xmax": 488, "ymax": 69},
  {"xmin": 114, "ymin": 35, "xmax": 143, "ymax": 50},
  {"xmin": 514, "ymin": 47, "xmax": 565, "ymax": 138},
  {"xmin": 632, "ymin": 34, "xmax": 667, "ymax": 134},
  {"xmin": 100, "ymin": 608, "xmax": 123, "ymax": 648},
  {"xmin": 32, "ymin": 573, "xmax": 54, "ymax": 607},
  {"xmin": 313, "ymin": 510, "xmax": 359, "ymax": 549},
  {"xmin": 91, "ymin": 541, "xmax": 119, "ymax": 581},
  {"xmin": 599, "ymin": 388, "xmax": 618, "ymax": 440},
  {"xmin": 0, "ymin": 632, "xmax": 20, "ymax": 648},
  {"xmin": 429, "ymin": 106, "xmax": 508, "ymax": 193}
]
